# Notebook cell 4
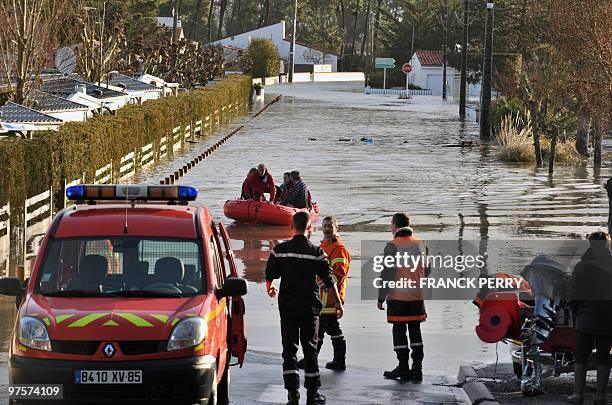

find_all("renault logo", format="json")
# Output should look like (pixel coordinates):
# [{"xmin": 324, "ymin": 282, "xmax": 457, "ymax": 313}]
[{"xmin": 103, "ymin": 343, "xmax": 115, "ymax": 358}]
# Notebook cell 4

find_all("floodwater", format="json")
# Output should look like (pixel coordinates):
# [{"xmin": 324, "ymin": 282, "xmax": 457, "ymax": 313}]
[{"xmin": 1, "ymin": 81, "xmax": 610, "ymax": 379}]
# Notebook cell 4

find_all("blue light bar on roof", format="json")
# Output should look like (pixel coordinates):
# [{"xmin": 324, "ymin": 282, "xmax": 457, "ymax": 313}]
[{"xmin": 65, "ymin": 185, "xmax": 198, "ymax": 202}]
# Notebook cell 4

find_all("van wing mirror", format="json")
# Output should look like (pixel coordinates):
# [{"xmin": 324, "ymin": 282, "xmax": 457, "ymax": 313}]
[
  {"xmin": 0, "ymin": 277, "xmax": 26, "ymax": 297},
  {"xmin": 217, "ymin": 277, "xmax": 247, "ymax": 298}
]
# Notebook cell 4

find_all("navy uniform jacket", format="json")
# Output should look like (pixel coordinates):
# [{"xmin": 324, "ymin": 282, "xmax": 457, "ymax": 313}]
[{"xmin": 265, "ymin": 235, "xmax": 335, "ymax": 316}]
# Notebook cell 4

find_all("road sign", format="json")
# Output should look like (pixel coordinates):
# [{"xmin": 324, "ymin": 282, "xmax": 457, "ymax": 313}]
[
  {"xmin": 402, "ymin": 63, "xmax": 412, "ymax": 74},
  {"xmin": 375, "ymin": 57, "xmax": 395, "ymax": 69}
]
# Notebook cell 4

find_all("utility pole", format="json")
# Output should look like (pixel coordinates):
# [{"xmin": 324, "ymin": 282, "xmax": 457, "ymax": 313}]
[
  {"xmin": 480, "ymin": 1, "xmax": 494, "ymax": 139},
  {"xmin": 171, "ymin": 0, "xmax": 178, "ymax": 44},
  {"xmin": 98, "ymin": 0, "xmax": 106, "ymax": 86},
  {"xmin": 442, "ymin": 0, "xmax": 448, "ymax": 100},
  {"xmin": 288, "ymin": 0, "xmax": 298, "ymax": 83},
  {"xmin": 459, "ymin": 0, "xmax": 469, "ymax": 118}
]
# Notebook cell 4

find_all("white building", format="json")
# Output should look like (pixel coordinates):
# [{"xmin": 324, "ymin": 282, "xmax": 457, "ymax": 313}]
[
  {"xmin": 156, "ymin": 16, "xmax": 184, "ymax": 41},
  {"xmin": 41, "ymin": 77, "xmax": 130, "ymax": 115},
  {"xmin": 209, "ymin": 21, "xmax": 338, "ymax": 72},
  {"xmin": 0, "ymin": 102, "xmax": 62, "ymax": 136},
  {"xmin": 135, "ymin": 73, "xmax": 179, "ymax": 97},
  {"xmin": 103, "ymin": 72, "xmax": 162, "ymax": 104},
  {"xmin": 29, "ymin": 91, "xmax": 89, "ymax": 122},
  {"xmin": 408, "ymin": 50, "xmax": 457, "ymax": 97}
]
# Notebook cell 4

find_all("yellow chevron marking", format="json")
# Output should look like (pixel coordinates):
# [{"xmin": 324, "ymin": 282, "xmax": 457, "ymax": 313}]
[
  {"xmin": 115, "ymin": 313, "xmax": 154, "ymax": 327},
  {"xmin": 151, "ymin": 314, "xmax": 169, "ymax": 323},
  {"xmin": 68, "ymin": 313, "xmax": 109, "ymax": 328},
  {"xmin": 55, "ymin": 314, "xmax": 75, "ymax": 324}
]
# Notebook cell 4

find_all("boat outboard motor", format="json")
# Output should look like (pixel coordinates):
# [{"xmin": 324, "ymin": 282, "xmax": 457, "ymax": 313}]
[{"xmin": 518, "ymin": 255, "xmax": 571, "ymax": 396}]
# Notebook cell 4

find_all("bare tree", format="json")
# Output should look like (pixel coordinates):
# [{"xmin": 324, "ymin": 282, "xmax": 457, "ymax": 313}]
[
  {"xmin": 72, "ymin": 0, "xmax": 126, "ymax": 84},
  {"xmin": 218, "ymin": 0, "xmax": 228, "ymax": 38},
  {"xmin": 0, "ymin": 0, "xmax": 69, "ymax": 104}
]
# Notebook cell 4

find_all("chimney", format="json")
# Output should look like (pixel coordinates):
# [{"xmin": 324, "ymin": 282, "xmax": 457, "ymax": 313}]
[{"xmin": 78, "ymin": 84, "xmax": 87, "ymax": 94}]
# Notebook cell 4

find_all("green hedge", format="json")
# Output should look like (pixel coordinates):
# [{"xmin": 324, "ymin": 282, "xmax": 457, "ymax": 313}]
[{"xmin": 0, "ymin": 75, "xmax": 252, "ymax": 222}]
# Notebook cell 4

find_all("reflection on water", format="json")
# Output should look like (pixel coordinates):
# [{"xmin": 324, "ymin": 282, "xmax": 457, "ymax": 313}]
[{"xmin": 226, "ymin": 224, "xmax": 293, "ymax": 282}]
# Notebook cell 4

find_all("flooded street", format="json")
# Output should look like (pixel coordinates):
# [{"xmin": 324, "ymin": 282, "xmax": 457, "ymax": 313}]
[{"xmin": 1, "ymin": 81, "xmax": 610, "ymax": 381}]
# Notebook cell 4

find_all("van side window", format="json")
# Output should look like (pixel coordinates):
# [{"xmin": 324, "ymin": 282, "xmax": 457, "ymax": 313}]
[{"xmin": 209, "ymin": 237, "xmax": 223, "ymax": 289}]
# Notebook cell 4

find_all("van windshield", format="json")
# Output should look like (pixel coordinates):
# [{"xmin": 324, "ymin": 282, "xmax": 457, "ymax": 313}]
[{"xmin": 36, "ymin": 237, "xmax": 204, "ymax": 298}]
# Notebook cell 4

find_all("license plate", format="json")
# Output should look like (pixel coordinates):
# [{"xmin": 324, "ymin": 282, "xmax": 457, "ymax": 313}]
[{"xmin": 75, "ymin": 370, "xmax": 142, "ymax": 384}]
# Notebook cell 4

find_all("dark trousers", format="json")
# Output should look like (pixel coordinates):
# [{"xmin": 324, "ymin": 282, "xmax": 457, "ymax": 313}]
[
  {"xmin": 392, "ymin": 322, "xmax": 424, "ymax": 368},
  {"xmin": 281, "ymin": 313, "xmax": 321, "ymax": 390},
  {"xmin": 317, "ymin": 315, "xmax": 346, "ymax": 361},
  {"xmin": 575, "ymin": 330, "xmax": 612, "ymax": 365}
]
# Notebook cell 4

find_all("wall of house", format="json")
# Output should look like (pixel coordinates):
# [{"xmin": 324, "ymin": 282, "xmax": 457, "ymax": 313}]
[
  {"xmin": 47, "ymin": 110, "xmax": 87, "ymax": 122},
  {"xmin": 213, "ymin": 21, "xmax": 338, "ymax": 72},
  {"xmin": 407, "ymin": 55, "xmax": 457, "ymax": 97},
  {"xmin": 212, "ymin": 22, "xmax": 286, "ymax": 50}
]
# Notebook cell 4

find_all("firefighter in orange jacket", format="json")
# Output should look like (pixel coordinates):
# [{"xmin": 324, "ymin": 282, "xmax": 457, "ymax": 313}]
[
  {"xmin": 377, "ymin": 213, "xmax": 428, "ymax": 382},
  {"xmin": 298, "ymin": 215, "xmax": 351, "ymax": 371}
]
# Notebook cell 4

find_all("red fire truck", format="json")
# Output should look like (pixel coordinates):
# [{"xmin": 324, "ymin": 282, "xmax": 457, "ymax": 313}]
[{"xmin": 0, "ymin": 184, "xmax": 247, "ymax": 404}]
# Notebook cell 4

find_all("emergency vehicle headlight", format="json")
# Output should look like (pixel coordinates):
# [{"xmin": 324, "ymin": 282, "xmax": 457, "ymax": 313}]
[
  {"xmin": 65, "ymin": 185, "xmax": 199, "ymax": 202},
  {"xmin": 167, "ymin": 317, "xmax": 207, "ymax": 351},
  {"xmin": 19, "ymin": 317, "xmax": 51, "ymax": 352}
]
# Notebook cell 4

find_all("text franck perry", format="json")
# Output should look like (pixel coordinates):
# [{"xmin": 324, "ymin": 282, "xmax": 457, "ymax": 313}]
[{"xmin": 372, "ymin": 276, "xmax": 524, "ymax": 290}]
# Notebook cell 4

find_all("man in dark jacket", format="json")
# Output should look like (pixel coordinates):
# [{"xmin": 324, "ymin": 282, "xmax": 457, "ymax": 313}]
[
  {"xmin": 280, "ymin": 171, "xmax": 310, "ymax": 209},
  {"xmin": 568, "ymin": 231, "xmax": 612, "ymax": 405},
  {"xmin": 242, "ymin": 163, "xmax": 276, "ymax": 201},
  {"xmin": 266, "ymin": 212, "xmax": 344, "ymax": 405}
]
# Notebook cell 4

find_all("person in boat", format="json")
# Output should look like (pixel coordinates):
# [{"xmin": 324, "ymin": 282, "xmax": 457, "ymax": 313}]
[
  {"xmin": 241, "ymin": 167, "xmax": 257, "ymax": 199},
  {"xmin": 280, "ymin": 171, "xmax": 310, "ymax": 209},
  {"xmin": 242, "ymin": 163, "xmax": 276, "ymax": 202},
  {"xmin": 274, "ymin": 172, "xmax": 293, "ymax": 204}
]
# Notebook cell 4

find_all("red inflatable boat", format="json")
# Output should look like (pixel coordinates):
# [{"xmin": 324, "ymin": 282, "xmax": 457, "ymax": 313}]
[{"xmin": 223, "ymin": 200, "xmax": 320, "ymax": 225}]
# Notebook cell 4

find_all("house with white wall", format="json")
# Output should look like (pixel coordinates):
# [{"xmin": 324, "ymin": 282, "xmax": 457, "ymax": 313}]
[
  {"xmin": 41, "ymin": 76, "xmax": 130, "ymax": 115},
  {"xmin": 29, "ymin": 91, "xmax": 89, "ymax": 122},
  {"xmin": 102, "ymin": 72, "xmax": 162, "ymax": 104},
  {"xmin": 209, "ymin": 21, "xmax": 338, "ymax": 72},
  {"xmin": 135, "ymin": 73, "xmax": 179, "ymax": 97},
  {"xmin": 0, "ymin": 102, "xmax": 63, "ymax": 136},
  {"xmin": 408, "ymin": 50, "xmax": 457, "ymax": 97}
]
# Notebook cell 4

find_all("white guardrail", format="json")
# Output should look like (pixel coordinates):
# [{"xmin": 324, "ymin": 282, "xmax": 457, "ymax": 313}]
[{"xmin": 2, "ymin": 102, "xmax": 246, "ymax": 275}]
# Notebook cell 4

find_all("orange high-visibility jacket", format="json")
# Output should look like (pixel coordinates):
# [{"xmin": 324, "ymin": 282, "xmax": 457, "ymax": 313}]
[
  {"xmin": 387, "ymin": 235, "xmax": 427, "ymax": 302},
  {"xmin": 320, "ymin": 237, "xmax": 351, "ymax": 315}
]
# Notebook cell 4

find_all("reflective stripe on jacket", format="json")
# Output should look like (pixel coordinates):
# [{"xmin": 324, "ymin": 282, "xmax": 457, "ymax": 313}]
[{"xmin": 319, "ymin": 238, "xmax": 351, "ymax": 315}]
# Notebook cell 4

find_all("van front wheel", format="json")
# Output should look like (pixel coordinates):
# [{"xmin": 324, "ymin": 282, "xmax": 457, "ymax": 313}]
[
  {"xmin": 204, "ymin": 364, "xmax": 218, "ymax": 405},
  {"xmin": 217, "ymin": 357, "xmax": 230, "ymax": 405}
]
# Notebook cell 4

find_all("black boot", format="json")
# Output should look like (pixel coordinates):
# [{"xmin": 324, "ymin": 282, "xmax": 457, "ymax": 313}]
[
  {"xmin": 296, "ymin": 358, "xmax": 305, "ymax": 369},
  {"xmin": 409, "ymin": 364, "xmax": 423, "ymax": 383},
  {"xmin": 306, "ymin": 390, "xmax": 326, "ymax": 405},
  {"xmin": 325, "ymin": 359, "xmax": 346, "ymax": 371},
  {"xmin": 286, "ymin": 390, "xmax": 300, "ymax": 405},
  {"xmin": 594, "ymin": 364, "xmax": 610, "ymax": 405},
  {"xmin": 383, "ymin": 364, "xmax": 410, "ymax": 380}
]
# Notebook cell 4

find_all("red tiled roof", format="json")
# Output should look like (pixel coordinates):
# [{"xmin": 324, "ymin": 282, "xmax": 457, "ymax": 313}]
[{"xmin": 415, "ymin": 50, "xmax": 443, "ymax": 66}]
